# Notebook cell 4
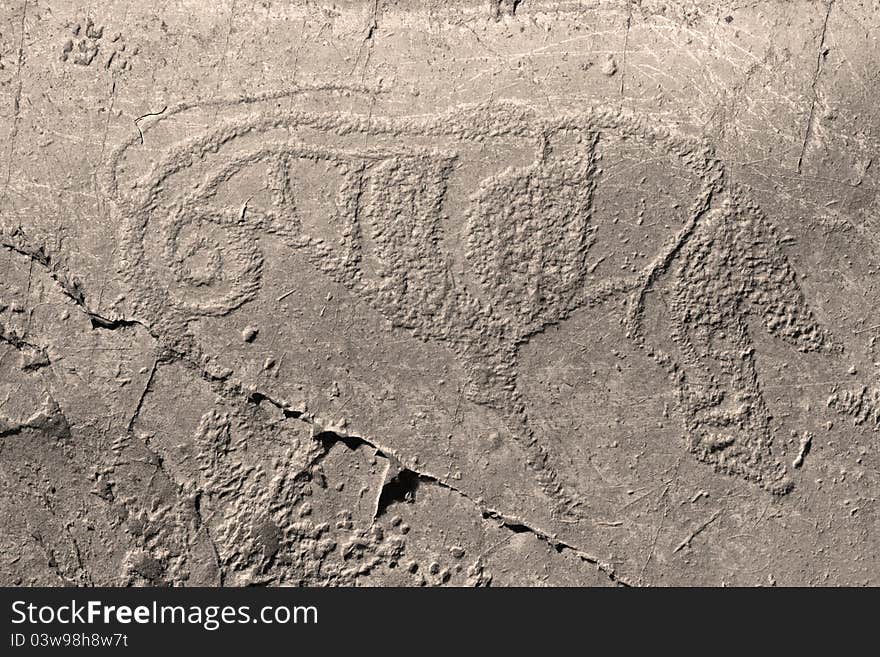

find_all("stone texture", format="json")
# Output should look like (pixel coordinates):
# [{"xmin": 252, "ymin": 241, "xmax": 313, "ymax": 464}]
[{"xmin": 0, "ymin": 0, "xmax": 877, "ymax": 586}]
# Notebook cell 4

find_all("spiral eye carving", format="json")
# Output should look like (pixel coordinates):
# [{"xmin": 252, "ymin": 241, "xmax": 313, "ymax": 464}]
[{"xmin": 161, "ymin": 206, "xmax": 263, "ymax": 317}]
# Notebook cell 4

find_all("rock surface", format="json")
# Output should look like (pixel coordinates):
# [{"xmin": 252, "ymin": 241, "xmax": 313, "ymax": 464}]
[{"xmin": 0, "ymin": 0, "xmax": 877, "ymax": 586}]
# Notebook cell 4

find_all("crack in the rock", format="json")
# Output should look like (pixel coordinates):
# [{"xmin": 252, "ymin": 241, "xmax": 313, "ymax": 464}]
[
  {"xmin": 350, "ymin": 0, "xmax": 380, "ymax": 77},
  {"xmin": 0, "ymin": 323, "xmax": 50, "ymax": 369},
  {"xmin": 365, "ymin": 0, "xmax": 379, "ymax": 42},
  {"xmin": 0, "ymin": 419, "xmax": 28, "ymax": 438},
  {"xmin": 1, "ymin": 0, "xmax": 27, "ymax": 204},
  {"xmin": 245, "ymin": 390, "xmax": 304, "ymax": 419},
  {"xmin": 0, "ymin": 231, "xmax": 152, "ymax": 335},
  {"xmin": 0, "ymin": 396, "xmax": 71, "ymax": 440},
  {"xmin": 375, "ymin": 467, "xmax": 420, "ymax": 516},
  {"xmin": 252, "ymin": 396, "xmax": 636, "ymax": 587},
  {"xmin": 135, "ymin": 430, "xmax": 227, "ymax": 584},
  {"xmin": 87, "ymin": 314, "xmax": 145, "ymax": 331},
  {"xmin": 0, "ymin": 226, "xmax": 638, "ymax": 587},
  {"xmin": 480, "ymin": 506, "xmax": 635, "ymax": 586},
  {"xmin": 620, "ymin": 0, "xmax": 633, "ymax": 95},
  {"xmin": 0, "ymin": 242, "xmax": 638, "ymax": 588},
  {"xmin": 427, "ymin": 475, "xmax": 635, "ymax": 587},
  {"xmin": 796, "ymin": 0, "xmax": 834, "ymax": 174},
  {"xmin": 127, "ymin": 358, "xmax": 159, "ymax": 431},
  {"xmin": 490, "ymin": 0, "xmax": 523, "ymax": 19}
]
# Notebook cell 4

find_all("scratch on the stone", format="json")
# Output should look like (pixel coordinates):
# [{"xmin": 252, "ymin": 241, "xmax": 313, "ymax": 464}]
[
  {"xmin": 63, "ymin": 526, "xmax": 93, "ymax": 585},
  {"xmin": 1, "ymin": 0, "xmax": 28, "ymax": 207},
  {"xmin": 351, "ymin": 0, "xmax": 381, "ymax": 78},
  {"xmin": 276, "ymin": 288, "xmax": 298, "ymax": 303},
  {"xmin": 193, "ymin": 491, "xmax": 224, "ymax": 586},
  {"xmin": 620, "ymin": 0, "xmax": 633, "ymax": 95},
  {"xmin": 97, "ymin": 78, "xmax": 118, "ymax": 165},
  {"xmin": 796, "ymin": 0, "xmax": 834, "ymax": 174},
  {"xmin": 127, "ymin": 357, "xmax": 158, "ymax": 431},
  {"xmin": 639, "ymin": 484, "xmax": 669, "ymax": 579},
  {"xmin": 211, "ymin": 0, "xmax": 238, "ymax": 109},
  {"xmin": 673, "ymin": 509, "xmax": 722, "ymax": 553},
  {"xmin": 463, "ymin": 22, "xmax": 501, "ymax": 58}
]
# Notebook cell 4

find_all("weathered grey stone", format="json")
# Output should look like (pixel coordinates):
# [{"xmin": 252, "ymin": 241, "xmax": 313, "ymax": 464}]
[{"xmin": 0, "ymin": 0, "xmax": 877, "ymax": 586}]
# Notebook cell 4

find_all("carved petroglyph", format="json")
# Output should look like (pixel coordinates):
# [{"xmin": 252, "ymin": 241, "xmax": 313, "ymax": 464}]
[
  {"xmin": 627, "ymin": 195, "xmax": 841, "ymax": 495},
  {"xmin": 104, "ymin": 86, "xmax": 839, "ymax": 515},
  {"xmin": 829, "ymin": 385, "xmax": 880, "ymax": 429}
]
